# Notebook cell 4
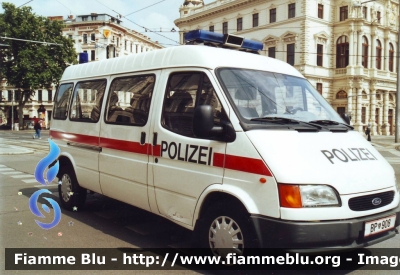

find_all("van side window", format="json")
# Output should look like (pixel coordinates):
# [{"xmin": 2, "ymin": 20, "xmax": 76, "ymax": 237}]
[
  {"xmin": 105, "ymin": 75, "xmax": 155, "ymax": 126},
  {"xmin": 70, "ymin": 80, "xmax": 106, "ymax": 122},
  {"xmin": 53, "ymin": 83, "xmax": 74, "ymax": 120},
  {"xmin": 162, "ymin": 72, "xmax": 224, "ymax": 138}
]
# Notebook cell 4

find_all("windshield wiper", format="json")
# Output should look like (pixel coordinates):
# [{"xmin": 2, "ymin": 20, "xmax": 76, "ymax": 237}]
[
  {"xmin": 251, "ymin": 117, "xmax": 322, "ymax": 129},
  {"xmin": 309, "ymin": 120, "xmax": 354, "ymax": 130}
]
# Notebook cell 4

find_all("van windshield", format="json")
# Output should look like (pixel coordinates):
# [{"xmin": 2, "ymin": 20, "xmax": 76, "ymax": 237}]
[{"xmin": 217, "ymin": 68, "xmax": 343, "ymax": 125}]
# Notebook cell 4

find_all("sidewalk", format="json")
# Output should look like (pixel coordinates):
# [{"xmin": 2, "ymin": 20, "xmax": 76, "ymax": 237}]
[{"xmin": 370, "ymin": 135, "xmax": 400, "ymax": 149}]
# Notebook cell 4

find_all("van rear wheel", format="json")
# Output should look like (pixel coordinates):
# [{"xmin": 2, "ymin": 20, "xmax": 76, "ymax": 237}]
[
  {"xmin": 200, "ymin": 202, "xmax": 256, "ymax": 256},
  {"xmin": 58, "ymin": 166, "xmax": 87, "ymax": 211}
]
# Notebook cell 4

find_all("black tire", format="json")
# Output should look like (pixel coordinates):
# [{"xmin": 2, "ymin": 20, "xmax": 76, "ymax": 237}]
[
  {"xmin": 199, "ymin": 202, "xmax": 257, "ymax": 257},
  {"xmin": 58, "ymin": 166, "xmax": 87, "ymax": 211}
]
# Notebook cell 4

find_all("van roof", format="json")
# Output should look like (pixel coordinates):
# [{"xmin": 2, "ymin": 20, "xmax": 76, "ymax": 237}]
[{"xmin": 60, "ymin": 45, "xmax": 304, "ymax": 81}]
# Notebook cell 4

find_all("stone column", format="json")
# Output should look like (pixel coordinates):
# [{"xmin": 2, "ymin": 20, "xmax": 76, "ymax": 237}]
[
  {"xmin": 370, "ymin": 87, "xmax": 377, "ymax": 135},
  {"xmin": 347, "ymin": 78, "xmax": 353, "ymax": 120},
  {"xmin": 355, "ymin": 85, "xmax": 363, "ymax": 132},
  {"xmin": 371, "ymin": 35, "xmax": 376, "ymax": 69},
  {"xmin": 383, "ymin": 90, "xmax": 390, "ymax": 135},
  {"xmin": 349, "ymin": 31, "xmax": 355, "ymax": 67},
  {"xmin": 384, "ymin": 38, "xmax": 389, "ymax": 71},
  {"xmin": 357, "ymin": 31, "xmax": 363, "ymax": 66},
  {"xmin": 378, "ymin": 104, "xmax": 383, "ymax": 135}
]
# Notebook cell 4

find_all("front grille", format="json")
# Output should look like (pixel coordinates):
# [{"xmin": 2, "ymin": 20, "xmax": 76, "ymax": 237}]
[{"xmin": 348, "ymin": 191, "xmax": 395, "ymax": 211}]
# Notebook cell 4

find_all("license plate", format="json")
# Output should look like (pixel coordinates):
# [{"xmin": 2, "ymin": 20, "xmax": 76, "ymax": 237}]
[{"xmin": 364, "ymin": 215, "xmax": 396, "ymax": 237}]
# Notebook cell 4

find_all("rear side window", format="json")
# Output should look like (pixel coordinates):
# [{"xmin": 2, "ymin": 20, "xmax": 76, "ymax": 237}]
[
  {"xmin": 53, "ymin": 83, "xmax": 74, "ymax": 120},
  {"xmin": 70, "ymin": 80, "xmax": 106, "ymax": 122},
  {"xmin": 105, "ymin": 75, "xmax": 155, "ymax": 126}
]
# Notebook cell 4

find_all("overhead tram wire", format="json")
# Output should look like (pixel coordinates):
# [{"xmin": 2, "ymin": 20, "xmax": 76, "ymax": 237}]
[
  {"xmin": 94, "ymin": 0, "xmax": 181, "ymax": 45},
  {"xmin": 17, "ymin": 0, "xmax": 33, "ymax": 8},
  {"xmin": 124, "ymin": 0, "xmax": 166, "ymax": 17}
]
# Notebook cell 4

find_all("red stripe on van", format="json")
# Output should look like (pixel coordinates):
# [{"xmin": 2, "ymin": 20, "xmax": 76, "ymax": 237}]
[
  {"xmin": 213, "ymin": 153, "xmax": 272, "ymax": 176},
  {"xmin": 152, "ymin": 145, "xmax": 161, "ymax": 157},
  {"xmin": 50, "ymin": 130, "xmax": 99, "ymax": 146},
  {"xmin": 99, "ymin": 138, "xmax": 149, "ymax": 155}
]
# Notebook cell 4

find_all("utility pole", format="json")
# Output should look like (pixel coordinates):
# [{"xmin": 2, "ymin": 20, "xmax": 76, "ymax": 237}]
[
  {"xmin": 396, "ymin": 7, "xmax": 400, "ymax": 142},
  {"xmin": 11, "ymin": 91, "xmax": 14, "ymax": 131}
]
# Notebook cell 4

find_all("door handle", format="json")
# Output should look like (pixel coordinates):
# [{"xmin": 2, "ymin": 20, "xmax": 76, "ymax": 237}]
[
  {"xmin": 152, "ymin": 132, "xmax": 158, "ymax": 146},
  {"xmin": 140, "ymin": 132, "xmax": 146, "ymax": 145}
]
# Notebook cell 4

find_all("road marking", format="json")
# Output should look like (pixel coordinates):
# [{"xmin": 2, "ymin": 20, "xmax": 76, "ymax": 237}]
[
  {"xmin": 0, "ymin": 168, "xmax": 14, "ymax": 172},
  {"xmin": 11, "ymin": 175, "xmax": 35, "ymax": 179},
  {"xmin": 0, "ymin": 164, "xmax": 6, "ymax": 167},
  {"xmin": 22, "ymin": 179, "xmax": 39, "ymax": 184},
  {"xmin": 1, "ymin": 171, "xmax": 23, "ymax": 175}
]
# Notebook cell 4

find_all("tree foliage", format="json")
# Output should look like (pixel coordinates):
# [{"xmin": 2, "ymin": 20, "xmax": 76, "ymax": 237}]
[{"xmin": 0, "ymin": 2, "xmax": 77, "ymax": 125}]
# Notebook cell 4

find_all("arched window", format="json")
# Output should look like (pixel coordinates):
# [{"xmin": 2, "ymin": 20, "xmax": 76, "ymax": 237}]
[
  {"xmin": 362, "ymin": 36, "xmax": 368, "ymax": 68},
  {"xmin": 389, "ymin": 43, "xmax": 394, "ymax": 72},
  {"xmin": 336, "ymin": 36, "xmax": 349, "ymax": 68},
  {"xmin": 376, "ymin": 39, "xmax": 382, "ymax": 69},
  {"xmin": 336, "ymin": 90, "xmax": 347, "ymax": 99}
]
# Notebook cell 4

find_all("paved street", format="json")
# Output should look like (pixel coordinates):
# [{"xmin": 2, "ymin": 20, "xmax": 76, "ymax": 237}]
[{"xmin": 0, "ymin": 130, "xmax": 399, "ymax": 275}]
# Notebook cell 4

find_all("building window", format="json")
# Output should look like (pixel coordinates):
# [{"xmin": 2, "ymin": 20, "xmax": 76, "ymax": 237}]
[
  {"xmin": 336, "ymin": 90, "xmax": 347, "ymax": 99},
  {"xmin": 38, "ymin": 90, "xmax": 42, "ymax": 102},
  {"xmin": 288, "ymin": 3, "xmax": 296, "ymax": 18},
  {"xmin": 375, "ymin": 108, "xmax": 379, "ymax": 124},
  {"xmin": 317, "ymin": 44, "xmax": 323, "ymax": 66},
  {"xmin": 209, "ymin": 25, "xmax": 214, "ymax": 32},
  {"xmin": 82, "ymin": 16, "xmax": 88, "ymax": 21},
  {"xmin": 337, "ymin": 107, "xmax": 345, "ymax": 117},
  {"xmin": 15, "ymin": 91, "xmax": 20, "ymax": 101},
  {"xmin": 316, "ymin": 83, "xmax": 323, "ymax": 94},
  {"xmin": 377, "ymin": 11, "xmax": 381, "ymax": 23},
  {"xmin": 90, "ymin": 33, "xmax": 95, "ymax": 42},
  {"xmin": 268, "ymin": 47, "xmax": 276, "ymax": 58},
  {"xmin": 125, "ymin": 40, "xmax": 127, "ymax": 50},
  {"xmin": 130, "ymin": 43, "xmax": 133, "ymax": 52},
  {"xmin": 68, "ymin": 34, "xmax": 73, "ymax": 40},
  {"xmin": 117, "ymin": 37, "xmax": 119, "ymax": 47},
  {"xmin": 362, "ymin": 36, "xmax": 368, "ymax": 68},
  {"xmin": 91, "ymin": 15, "xmax": 97, "ymax": 21},
  {"xmin": 237, "ymin": 18, "xmax": 243, "ymax": 31},
  {"xmin": 361, "ymin": 107, "xmax": 366, "ymax": 123},
  {"xmin": 318, "ymin": 4, "xmax": 324, "ymax": 19},
  {"xmin": 253, "ymin": 13, "xmax": 259, "ymax": 27},
  {"xmin": 270, "ymin": 8, "xmax": 276, "ymax": 23},
  {"xmin": 287, "ymin": 43, "xmax": 295, "ymax": 66},
  {"xmin": 83, "ymin": 33, "xmax": 87, "ymax": 44},
  {"xmin": 223, "ymin": 22, "xmax": 228, "ymax": 35},
  {"xmin": 363, "ymin": 7, "xmax": 367, "ymax": 19},
  {"xmin": 136, "ymin": 45, "xmax": 138, "ymax": 53},
  {"xmin": 336, "ymin": 36, "xmax": 349, "ymax": 68},
  {"xmin": 48, "ymin": 90, "xmax": 53, "ymax": 102},
  {"xmin": 340, "ymin": 6, "xmax": 348, "ymax": 21},
  {"xmin": 91, "ymin": 50, "xmax": 95, "ymax": 61},
  {"xmin": 389, "ymin": 43, "xmax": 394, "ymax": 72},
  {"xmin": 8, "ymin": 90, "xmax": 12, "ymax": 101},
  {"xmin": 376, "ymin": 39, "xmax": 382, "ymax": 70}
]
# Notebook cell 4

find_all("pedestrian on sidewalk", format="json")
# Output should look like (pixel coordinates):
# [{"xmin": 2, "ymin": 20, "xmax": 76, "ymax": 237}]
[
  {"xmin": 365, "ymin": 126, "xmax": 371, "ymax": 142},
  {"xmin": 33, "ymin": 120, "xmax": 42, "ymax": 139}
]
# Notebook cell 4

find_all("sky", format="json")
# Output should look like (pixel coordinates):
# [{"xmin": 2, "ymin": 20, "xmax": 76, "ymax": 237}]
[{"xmin": 1, "ymin": 0, "xmax": 214, "ymax": 47}]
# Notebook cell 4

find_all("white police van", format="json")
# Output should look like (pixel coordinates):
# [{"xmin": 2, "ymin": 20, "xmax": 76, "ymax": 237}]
[{"xmin": 51, "ymin": 30, "xmax": 399, "ymax": 252}]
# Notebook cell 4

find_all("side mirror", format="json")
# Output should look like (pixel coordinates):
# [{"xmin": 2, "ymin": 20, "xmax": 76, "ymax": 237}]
[
  {"xmin": 341, "ymin": 113, "xmax": 351, "ymax": 125},
  {"xmin": 193, "ymin": 105, "xmax": 236, "ymax": 142}
]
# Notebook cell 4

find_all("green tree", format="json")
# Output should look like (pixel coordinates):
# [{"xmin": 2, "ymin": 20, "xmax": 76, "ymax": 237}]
[{"xmin": 0, "ymin": 2, "xmax": 77, "ymax": 126}]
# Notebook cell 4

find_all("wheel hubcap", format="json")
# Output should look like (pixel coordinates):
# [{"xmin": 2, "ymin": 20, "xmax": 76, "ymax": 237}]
[
  {"xmin": 209, "ymin": 216, "xmax": 244, "ymax": 256},
  {"xmin": 60, "ymin": 174, "xmax": 72, "ymax": 202}
]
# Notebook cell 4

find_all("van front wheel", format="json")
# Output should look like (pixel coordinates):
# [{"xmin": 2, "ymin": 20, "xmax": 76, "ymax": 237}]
[
  {"xmin": 58, "ymin": 167, "xmax": 87, "ymax": 211},
  {"xmin": 201, "ymin": 203, "xmax": 256, "ymax": 256}
]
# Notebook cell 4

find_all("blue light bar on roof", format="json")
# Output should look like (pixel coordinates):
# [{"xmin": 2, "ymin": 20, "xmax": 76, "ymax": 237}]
[{"xmin": 184, "ymin": 30, "xmax": 263, "ymax": 52}]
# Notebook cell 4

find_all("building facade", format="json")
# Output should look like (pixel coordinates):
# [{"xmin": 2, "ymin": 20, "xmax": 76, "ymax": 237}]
[
  {"xmin": 0, "ymin": 13, "xmax": 163, "ymax": 129},
  {"xmin": 175, "ymin": 0, "xmax": 399, "ymax": 135}
]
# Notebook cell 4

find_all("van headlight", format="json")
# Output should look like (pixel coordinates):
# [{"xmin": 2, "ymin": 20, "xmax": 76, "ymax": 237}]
[
  {"xmin": 278, "ymin": 184, "xmax": 340, "ymax": 208},
  {"xmin": 299, "ymin": 185, "xmax": 340, "ymax": 207}
]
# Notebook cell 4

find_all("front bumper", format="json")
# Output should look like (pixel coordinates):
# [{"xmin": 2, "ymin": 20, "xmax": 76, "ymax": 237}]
[{"xmin": 250, "ymin": 204, "xmax": 400, "ymax": 251}]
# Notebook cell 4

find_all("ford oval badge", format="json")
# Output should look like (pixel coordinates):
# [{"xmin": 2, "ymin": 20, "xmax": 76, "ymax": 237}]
[{"xmin": 372, "ymin": 198, "xmax": 382, "ymax": 206}]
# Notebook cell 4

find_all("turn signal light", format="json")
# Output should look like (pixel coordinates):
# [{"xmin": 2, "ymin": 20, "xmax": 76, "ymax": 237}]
[{"xmin": 278, "ymin": 184, "xmax": 302, "ymax": 208}]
